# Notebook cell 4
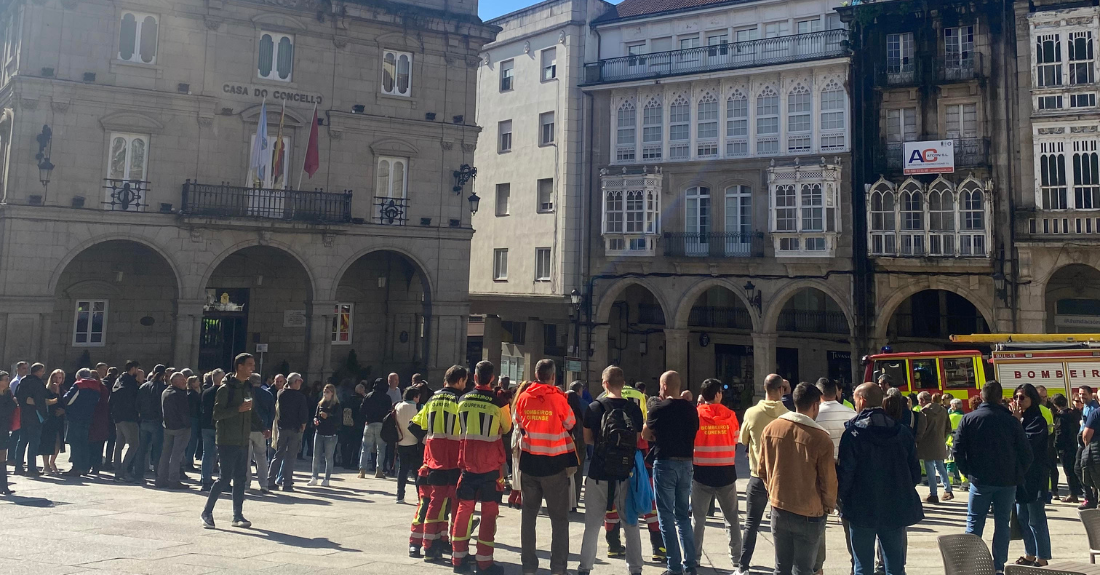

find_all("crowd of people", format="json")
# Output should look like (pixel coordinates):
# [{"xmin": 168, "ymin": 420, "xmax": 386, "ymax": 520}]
[{"xmin": 1, "ymin": 353, "xmax": 1096, "ymax": 575}]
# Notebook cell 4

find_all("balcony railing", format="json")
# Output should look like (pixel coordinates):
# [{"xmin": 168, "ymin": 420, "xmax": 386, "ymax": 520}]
[
  {"xmin": 937, "ymin": 53, "xmax": 983, "ymax": 83},
  {"xmin": 1021, "ymin": 209, "xmax": 1100, "ymax": 238},
  {"xmin": 955, "ymin": 137, "xmax": 989, "ymax": 167},
  {"xmin": 892, "ymin": 313, "xmax": 989, "ymax": 338},
  {"xmin": 583, "ymin": 29, "xmax": 846, "ymax": 85},
  {"xmin": 776, "ymin": 309, "xmax": 849, "ymax": 334},
  {"xmin": 874, "ymin": 61, "xmax": 922, "ymax": 88},
  {"xmin": 375, "ymin": 196, "xmax": 408, "ymax": 225},
  {"xmin": 181, "ymin": 181, "xmax": 352, "ymax": 223},
  {"xmin": 104, "ymin": 178, "xmax": 150, "ymax": 212},
  {"xmin": 688, "ymin": 306, "xmax": 753, "ymax": 330},
  {"xmin": 663, "ymin": 232, "xmax": 764, "ymax": 258},
  {"xmin": 638, "ymin": 303, "xmax": 666, "ymax": 325}
]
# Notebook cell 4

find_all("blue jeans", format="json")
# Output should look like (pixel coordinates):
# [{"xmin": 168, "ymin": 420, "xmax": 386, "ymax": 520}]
[
  {"xmin": 924, "ymin": 460, "xmax": 952, "ymax": 496},
  {"xmin": 313, "ymin": 434, "xmax": 338, "ymax": 480},
  {"xmin": 653, "ymin": 459, "xmax": 696, "ymax": 572},
  {"xmin": 966, "ymin": 483, "xmax": 1016, "ymax": 571},
  {"xmin": 200, "ymin": 428, "xmax": 217, "ymax": 486},
  {"xmin": 136, "ymin": 421, "xmax": 163, "ymax": 479},
  {"xmin": 1017, "ymin": 500, "xmax": 1052, "ymax": 560},
  {"xmin": 850, "ymin": 525, "xmax": 907, "ymax": 575},
  {"xmin": 66, "ymin": 420, "xmax": 92, "ymax": 473},
  {"xmin": 359, "ymin": 422, "xmax": 384, "ymax": 471}
]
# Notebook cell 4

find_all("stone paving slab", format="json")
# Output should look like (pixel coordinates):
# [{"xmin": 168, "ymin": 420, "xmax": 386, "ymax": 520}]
[{"xmin": 0, "ymin": 461, "xmax": 1092, "ymax": 575}]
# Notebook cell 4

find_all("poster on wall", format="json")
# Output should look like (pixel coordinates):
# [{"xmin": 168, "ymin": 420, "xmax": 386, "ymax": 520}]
[
  {"xmin": 283, "ymin": 309, "xmax": 307, "ymax": 328},
  {"xmin": 903, "ymin": 140, "xmax": 955, "ymax": 174}
]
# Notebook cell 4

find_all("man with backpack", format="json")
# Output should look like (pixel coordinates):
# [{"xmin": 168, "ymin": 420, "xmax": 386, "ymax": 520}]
[
  {"xmin": 579, "ymin": 365, "xmax": 645, "ymax": 575},
  {"xmin": 451, "ymin": 361, "xmax": 511, "ymax": 575}
]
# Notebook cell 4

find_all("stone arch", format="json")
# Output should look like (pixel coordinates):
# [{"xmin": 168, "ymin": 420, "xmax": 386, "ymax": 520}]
[
  {"xmin": 672, "ymin": 278, "xmax": 760, "ymax": 331},
  {"xmin": 762, "ymin": 279, "xmax": 854, "ymax": 335},
  {"xmin": 874, "ymin": 278, "xmax": 995, "ymax": 342},
  {"xmin": 49, "ymin": 233, "xmax": 183, "ymax": 297},
  {"xmin": 595, "ymin": 277, "xmax": 673, "ymax": 326},
  {"xmin": 329, "ymin": 245, "xmax": 435, "ymax": 302},
  {"xmin": 197, "ymin": 239, "xmax": 319, "ymax": 301},
  {"xmin": 1042, "ymin": 263, "xmax": 1100, "ymax": 333}
]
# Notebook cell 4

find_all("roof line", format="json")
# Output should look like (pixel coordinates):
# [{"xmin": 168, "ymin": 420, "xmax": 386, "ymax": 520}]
[
  {"xmin": 487, "ymin": 0, "xmax": 614, "ymax": 25},
  {"xmin": 593, "ymin": 0, "xmax": 762, "ymax": 25}
]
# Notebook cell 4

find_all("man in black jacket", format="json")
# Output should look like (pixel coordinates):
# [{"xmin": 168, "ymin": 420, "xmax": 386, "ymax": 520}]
[
  {"xmin": 157, "ymin": 373, "xmax": 192, "ymax": 489},
  {"xmin": 135, "ymin": 365, "xmax": 168, "ymax": 484},
  {"xmin": 13, "ymin": 363, "xmax": 47, "ymax": 475},
  {"xmin": 199, "ymin": 371, "xmax": 222, "ymax": 491},
  {"xmin": 953, "ymin": 380, "xmax": 1032, "ymax": 574},
  {"xmin": 111, "ymin": 361, "xmax": 142, "ymax": 481},
  {"xmin": 360, "ymin": 379, "xmax": 392, "ymax": 478},
  {"xmin": 269, "ymin": 373, "xmax": 309, "ymax": 491}
]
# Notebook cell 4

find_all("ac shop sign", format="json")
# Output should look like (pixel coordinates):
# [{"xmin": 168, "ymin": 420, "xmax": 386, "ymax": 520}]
[{"xmin": 903, "ymin": 140, "xmax": 955, "ymax": 175}]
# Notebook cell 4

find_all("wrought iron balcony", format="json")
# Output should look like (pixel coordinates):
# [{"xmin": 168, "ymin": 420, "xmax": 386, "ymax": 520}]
[
  {"xmin": 688, "ymin": 306, "xmax": 753, "ymax": 330},
  {"xmin": 1020, "ymin": 209, "xmax": 1100, "ymax": 239},
  {"xmin": 937, "ymin": 53, "xmax": 983, "ymax": 83},
  {"xmin": 583, "ymin": 29, "xmax": 846, "ymax": 85},
  {"xmin": 181, "ymin": 181, "xmax": 352, "ymax": 223},
  {"xmin": 776, "ymin": 309, "xmax": 849, "ymax": 334},
  {"xmin": 663, "ymin": 232, "xmax": 764, "ymax": 258},
  {"xmin": 375, "ymin": 196, "xmax": 408, "ymax": 225},
  {"xmin": 954, "ymin": 137, "xmax": 989, "ymax": 167},
  {"xmin": 874, "ymin": 61, "xmax": 922, "ymax": 88},
  {"xmin": 104, "ymin": 179, "xmax": 150, "ymax": 212}
]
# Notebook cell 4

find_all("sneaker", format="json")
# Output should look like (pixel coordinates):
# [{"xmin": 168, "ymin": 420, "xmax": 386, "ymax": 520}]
[
  {"xmin": 1063, "ymin": 495, "xmax": 1080, "ymax": 503},
  {"xmin": 652, "ymin": 547, "xmax": 667, "ymax": 563},
  {"xmin": 409, "ymin": 546, "xmax": 422, "ymax": 558},
  {"xmin": 260, "ymin": 488, "xmax": 271, "ymax": 495},
  {"xmin": 200, "ymin": 483, "xmax": 212, "ymax": 492},
  {"xmin": 732, "ymin": 568, "xmax": 749, "ymax": 575},
  {"xmin": 374, "ymin": 469, "xmax": 386, "ymax": 479},
  {"xmin": 942, "ymin": 492, "xmax": 954, "ymax": 501},
  {"xmin": 322, "ymin": 479, "xmax": 331, "ymax": 487},
  {"xmin": 201, "ymin": 512, "xmax": 215, "ymax": 529},
  {"xmin": 1080, "ymin": 500, "xmax": 1097, "ymax": 511},
  {"xmin": 282, "ymin": 485, "xmax": 295, "ymax": 492},
  {"xmin": 925, "ymin": 494, "xmax": 939, "ymax": 504},
  {"xmin": 307, "ymin": 479, "xmax": 319, "ymax": 486},
  {"xmin": 232, "ymin": 517, "xmax": 252, "ymax": 528},
  {"xmin": 608, "ymin": 545, "xmax": 626, "ymax": 558},
  {"xmin": 358, "ymin": 469, "xmax": 366, "ymax": 479},
  {"xmin": 396, "ymin": 497, "xmax": 405, "ymax": 504}
]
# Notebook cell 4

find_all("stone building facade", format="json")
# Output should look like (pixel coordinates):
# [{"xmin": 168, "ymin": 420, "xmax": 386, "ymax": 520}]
[
  {"xmin": 0, "ymin": 0, "xmax": 497, "ymax": 383},
  {"xmin": 579, "ymin": 0, "xmax": 856, "ymax": 402}
]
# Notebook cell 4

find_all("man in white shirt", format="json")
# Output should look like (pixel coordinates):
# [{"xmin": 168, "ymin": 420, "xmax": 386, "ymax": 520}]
[
  {"xmin": 816, "ymin": 377, "xmax": 856, "ymax": 575},
  {"xmin": 394, "ymin": 386, "xmax": 421, "ymax": 503}
]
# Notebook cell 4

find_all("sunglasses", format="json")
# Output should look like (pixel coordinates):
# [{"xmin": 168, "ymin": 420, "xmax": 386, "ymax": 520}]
[{"xmin": 1014, "ymin": 394, "xmax": 1027, "ymax": 400}]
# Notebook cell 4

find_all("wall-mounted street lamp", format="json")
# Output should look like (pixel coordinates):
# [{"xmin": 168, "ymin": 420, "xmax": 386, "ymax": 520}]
[
  {"xmin": 36, "ymin": 124, "xmax": 53, "ymax": 189},
  {"xmin": 453, "ymin": 164, "xmax": 477, "ymax": 193},
  {"xmin": 744, "ymin": 280, "xmax": 762, "ymax": 313},
  {"xmin": 468, "ymin": 191, "xmax": 480, "ymax": 215}
]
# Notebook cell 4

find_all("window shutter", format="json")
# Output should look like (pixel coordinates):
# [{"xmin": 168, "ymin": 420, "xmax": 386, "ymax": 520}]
[
  {"xmin": 258, "ymin": 34, "xmax": 274, "ymax": 77},
  {"xmin": 138, "ymin": 15, "xmax": 157, "ymax": 63},
  {"xmin": 276, "ymin": 36, "xmax": 293, "ymax": 80},
  {"xmin": 827, "ymin": 207, "xmax": 836, "ymax": 232},
  {"xmin": 119, "ymin": 13, "xmax": 137, "ymax": 61}
]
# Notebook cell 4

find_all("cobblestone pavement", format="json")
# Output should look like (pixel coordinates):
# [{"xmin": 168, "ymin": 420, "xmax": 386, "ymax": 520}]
[{"xmin": 0, "ymin": 460, "xmax": 1091, "ymax": 575}]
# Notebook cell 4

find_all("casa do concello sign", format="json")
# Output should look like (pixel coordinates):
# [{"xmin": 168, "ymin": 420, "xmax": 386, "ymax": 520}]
[
  {"xmin": 903, "ymin": 140, "xmax": 955, "ymax": 175},
  {"xmin": 222, "ymin": 83, "xmax": 323, "ymax": 105}
]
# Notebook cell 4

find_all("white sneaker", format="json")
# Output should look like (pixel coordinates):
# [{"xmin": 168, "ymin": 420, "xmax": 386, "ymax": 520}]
[
  {"xmin": 307, "ymin": 479, "xmax": 319, "ymax": 486},
  {"xmin": 732, "ymin": 568, "xmax": 749, "ymax": 575},
  {"xmin": 321, "ymin": 479, "xmax": 331, "ymax": 487}
]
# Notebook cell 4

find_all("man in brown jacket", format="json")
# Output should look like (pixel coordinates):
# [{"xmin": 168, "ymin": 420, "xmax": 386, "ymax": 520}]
[
  {"xmin": 758, "ymin": 382, "xmax": 837, "ymax": 575},
  {"xmin": 916, "ymin": 391, "xmax": 954, "ymax": 502}
]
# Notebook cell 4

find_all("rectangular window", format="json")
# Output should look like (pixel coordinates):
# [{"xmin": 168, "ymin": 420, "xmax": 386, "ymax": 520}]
[
  {"xmin": 537, "ymin": 178, "xmax": 554, "ymax": 212},
  {"xmin": 707, "ymin": 33, "xmax": 729, "ymax": 58},
  {"xmin": 775, "ymin": 184, "xmax": 797, "ymax": 231},
  {"xmin": 678, "ymin": 35, "xmax": 700, "ymax": 64},
  {"xmin": 381, "ymin": 50, "xmax": 412, "ymax": 96},
  {"xmin": 1073, "ymin": 140, "xmax": 1100, "ymax": 210},
  {"xmin": 375, "ymin": 156, "xmax": 407, "ymax": 198},
  {"xmin": 495, "ymin": 183, "xmax": 510, "ymax": 216},
  {"xmin": 787, "ymin": 89, "xmax": 812, "ymax": 154},
  {"xmin": 118, "ymin": 12, "xmax": 158, "ymax": 64},
  {"xmin": 886, "ymin": 33, "xmax": 914, "ymax": 74},
  {"xmin": 669, "ymin": 98, "xmax": 690, "ymax": 159},
  {"xmin": 493, "ymin": 249, "xmax": 508, "ymax": 280},
  {"xmin": 826, "ymin": 13, "xmax": 844, "ymax": 30},
  {"xmin": 735, "ymin": 27, "xmax": 758, "ymax": 42},
  {"xmin": 820, "ymin": 87, "xmax": 846, "ymax": 151},
  {"xmin": 1039, "ymin": 95, "xmax": 1064, "ymax": 110},
  {"xmin": 1072, "ymin": 93, "xmax": 1097, "ymax": 108},
  {"xmin": 500, "ymin": 59, "xmax": 514, "ymax": 91},
  {"xmin": 801, "ymin": 183, "xmax": 824, "ymax": 231},
  {"xmin": 617, "ymin": 104, "xmax": 636, "ymax": 161},
  {"xmin": 498, "ymin": 120, "xmax": 512, "ymax": 152},
  {"xmin": 332, "ymin": 303, "xmax": 352, "ymax": 344},
  {"xmin": 886, "ymin": 107, "xmax": 918, "ymax": 142},
  {"xmin": 539, "ymin": 112, "xmax": 555, "ymax": 145},
  {"xmin": 258, "ymin": 31, "xmax": 293, "ymax": 82},
  {"xmin": 605, "ymin": 191, "xmax": 623, "ymax": 233},
  {"xmin": 535, "ymin": 248, "xmax": 551, "ymax": 281},
  {"xmin": 697, "ymin": 97, "xmax": 718, "ymax": 157},
  {"xmin": 1036, "ymin": 34, "xmax": 1063, "ymax": 87},
  {"xmin": 727, "ymin": 95, "xmax": 748, "ymax": 157},
  {"xmin": 944, "ymin": 103, "xmax": 978, "ymax": 139},
  {"xmin": 107, "ymin": 132, "xmax": 149, "ymax": 183},
  {"xmin": 765, "ymin": 21, "xmax": 790, "ymax": 38},
  {"xmin": 73, "ymin": 300, "xmax": 107, "ymax": 346},
  {"xmin": 541, "ymin": 48, "xmax": 557, "ymax": 80},
  {"xmin": 796, "ymin": 18, "xmax": 821, "ymax": 34},
  {"xmin": 642, "ymin": 103, "xmax": 663, "ymax": 160},
  {"xmin": 1040, "ymin": 141, "xmax": 1067, "ymax": 210},
  {"xmin": 756, "ymin": 91, "xmax": 779, "ymax": 155},
  {"xmin": 944, "ymin": 26, "xmax": 974, "ymax": 71},
  {"xmin": 1070, "ymin": 32, "xmax": 1095, "ymax": 85}
]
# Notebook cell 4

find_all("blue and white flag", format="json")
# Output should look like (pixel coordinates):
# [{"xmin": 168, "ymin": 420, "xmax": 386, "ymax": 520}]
[{"xmin": 249, "ymin": 99, "xmax": 270, "ymax": 187}]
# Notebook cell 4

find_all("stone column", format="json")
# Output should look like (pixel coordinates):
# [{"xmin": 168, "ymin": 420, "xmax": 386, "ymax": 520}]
[
  {"xmin": 428, "ymin": 301, "xmax": 470, "ymax": 383},
  {"xmin": 306, "ymin": 300, "xmax": 337, "ymax": 385},
  {"xmin": 753, "ymin": 332, "xmax": 778, "ymax": 398},
  {"xmin": 664, "ymin": 328, "xmax": 690, "ymax": 379},
  {"xmin": 586, "ymin": 324, "xmax": 611, "ymax": 391},
  {"xmin": 482, "ymin": 315, "xmax": 503, "ymax": 369},
  {"xmin": 173, "ymin": 298, "xmax": 206, "ymax": 370}
]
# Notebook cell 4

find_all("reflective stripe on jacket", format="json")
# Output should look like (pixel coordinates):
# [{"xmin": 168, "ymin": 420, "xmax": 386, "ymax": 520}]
[
  {"xmin": 694, "ymin": 402, "xmax": 740, "ymax": 466},
  {"xmin": 515, "ymin": 383, "xmax": 576, "ymax": 458}
]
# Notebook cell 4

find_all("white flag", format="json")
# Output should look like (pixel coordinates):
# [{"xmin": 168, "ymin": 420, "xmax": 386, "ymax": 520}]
[{"xmin": 249, "ymin": 100, "xmax": 270, "ymax": 187}]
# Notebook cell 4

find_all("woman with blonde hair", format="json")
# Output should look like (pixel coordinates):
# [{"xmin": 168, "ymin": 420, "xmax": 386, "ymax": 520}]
[
  {"xmin": 308, "ymin": 383, "xmax": 341, "ymax": 487},
  {"xmin": 39, "ymin": 369, "xmax": 66, "ymax": 474}
]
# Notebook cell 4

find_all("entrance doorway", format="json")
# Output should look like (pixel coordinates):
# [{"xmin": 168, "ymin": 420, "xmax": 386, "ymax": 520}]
[
  {"xmin": 777, "ymin": 347, "xmax": 799, "ymax": 384},
  {"xmin": 199, "ymin": 288, "xmax": 249, "ymax": 372},
  {"xmin": 827, "ymin": 350, "xmax": 853, "ymax": 387},
  {"xmin": 715, "ymin": 343, "xmax": 753, "ymax": 410}
]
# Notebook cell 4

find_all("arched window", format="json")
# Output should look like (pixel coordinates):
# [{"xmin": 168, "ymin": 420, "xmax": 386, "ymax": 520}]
[
  {"xmin": 756, "ymin": 87, "xmax": 779, "ymax": 155},
  {"xmin": 726, "ymin": 91, "xmax": 748, "ymax": 157},
  {"xmin": 870, "ymin": 182, "xmax": 896, "ymax": 255},
  {"xmin": 697, "ymin": 93, "xmax": 718, "ymax": 158},
  {"xmin": 616, "ymin": 101, "xmax": 637, "ymax": 162},
  {"xmin": 787, "ymin": 84, "xmax": 811, "ymax": 153},
  {"xmin": 642, "ymin": 98, "xmax": 663, "ymax": 160},
  {"xmin": 376, "ymin": 156, "xmax": 407, "ymax": 198},
  {"xmin": 685, "ymin": 186, "xmax": 710, "ymax": 255},
  {"xmin": 604, "ymin": 191, "xmax": 624, "ymax": 234},
  {"xmin": 959, "ymin": 178, "xmax": 987, "ymax": 255},
  {"xmin": 820, "ymin": 81, "xmax": 846, "ymax": 151},
  {"xmin": 774, "ymin": 184, "xmax": 796, "ymax": 232},
  {"xmin": 899, "ymin": 180, "xmax": 924, "ymax": 255},
  {"xmin": 669, "ymin": 95, "xmax": 690, "ymax": 159},
  {"xmin": 927, "ymin": 178, "xmax": 955, "ymax": 255}
]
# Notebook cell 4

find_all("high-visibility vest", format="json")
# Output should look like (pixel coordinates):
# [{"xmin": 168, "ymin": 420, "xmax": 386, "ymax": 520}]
[
  {"xmin": 694, "ymin": 402, "xmax": 740, "ymax": 467},
  {"xmin": 412, "ymin": 387, "xmax": 462, "ymax": 469},
  {"xmin": 515, "ymin": 383, "xmax": 576, "ymax": 458},
  {"xmin": 457, "ymin": 386, "xmax": 512, "ymax": 473}
]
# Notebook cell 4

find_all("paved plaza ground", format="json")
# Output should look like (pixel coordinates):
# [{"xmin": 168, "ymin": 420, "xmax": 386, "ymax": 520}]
[{"xmin": 0, "ymin": 459, "xmax": 1092, "ymax": 575}]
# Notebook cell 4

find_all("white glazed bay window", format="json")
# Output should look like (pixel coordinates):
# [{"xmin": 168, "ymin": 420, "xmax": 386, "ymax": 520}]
[
  {"xmin": 867, "ymin": 175, "xmax": 990, "ymax": 257},
  {"xmin": 601, "ymin": 169, "xmax": 662, "ymax": 256},
  {"xmin": 768, "ymin": 160, "xmax": 841, "ymax": 256}
]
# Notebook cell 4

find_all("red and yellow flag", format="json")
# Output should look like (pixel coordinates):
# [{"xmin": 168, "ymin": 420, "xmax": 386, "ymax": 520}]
[{"xmin": 271, "ymin": 100, "xmax": 286, "ymax": 188}]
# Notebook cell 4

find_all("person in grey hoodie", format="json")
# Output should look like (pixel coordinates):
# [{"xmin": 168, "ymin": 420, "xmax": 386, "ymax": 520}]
[{"xmin": 157, "ymin": 373, "xmax": 192, "ymax": 489}]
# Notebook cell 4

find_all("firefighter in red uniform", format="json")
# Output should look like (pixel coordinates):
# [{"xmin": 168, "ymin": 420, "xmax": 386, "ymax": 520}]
[
  {"xmin": 408, "ymin": 366, "xmax": 466, "ymax": 561},
  {"xmin": 451, "ymin": 360, "xmax": 511, "ymax": 575}
]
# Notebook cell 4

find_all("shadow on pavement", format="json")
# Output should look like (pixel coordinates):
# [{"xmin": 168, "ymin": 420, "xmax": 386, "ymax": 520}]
[{"xmin": 221, "ymin": 526, "xmax": 362, "ymax": 552}]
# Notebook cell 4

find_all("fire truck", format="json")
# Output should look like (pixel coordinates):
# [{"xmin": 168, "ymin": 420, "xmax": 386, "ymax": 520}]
[{"xmin": 862, "ymin": 334, "xmax": 1100, "ymax": 407}]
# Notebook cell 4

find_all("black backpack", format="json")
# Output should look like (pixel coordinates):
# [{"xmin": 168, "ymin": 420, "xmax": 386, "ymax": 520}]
[
  {"xmin": 594, "ymin": 398, "xmax": 638, "ymax": 481},
  {"xmin": 381, "ymin": 408, "xmax": 400, "ymax": 444}
]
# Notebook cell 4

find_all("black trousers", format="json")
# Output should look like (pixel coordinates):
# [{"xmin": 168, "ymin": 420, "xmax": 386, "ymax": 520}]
[
  {"xmin": 1063, "ymin": 447, "xmax": 1084, "ymax": 497},
  {"xmin": 204, "ymin": 444, "xmax": 248, "ymax": 519},
  {"xmin": 739, "ymin": 476, "xmax": 770, "ymax": 570},
  {"xmin": 397, "ymin": 444, "xmax": 421, "ymax": 500}
]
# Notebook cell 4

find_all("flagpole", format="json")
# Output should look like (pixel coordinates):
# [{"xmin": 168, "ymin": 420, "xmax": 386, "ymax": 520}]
[{"xmin": 298, "ymin": 101, "xmax": 319, "ymax": 191}]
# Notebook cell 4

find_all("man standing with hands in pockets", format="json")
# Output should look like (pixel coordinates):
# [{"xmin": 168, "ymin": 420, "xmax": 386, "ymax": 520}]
[{"xmin": 201, "ymin": 353, "xmax": 262, "ymax": 529}]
